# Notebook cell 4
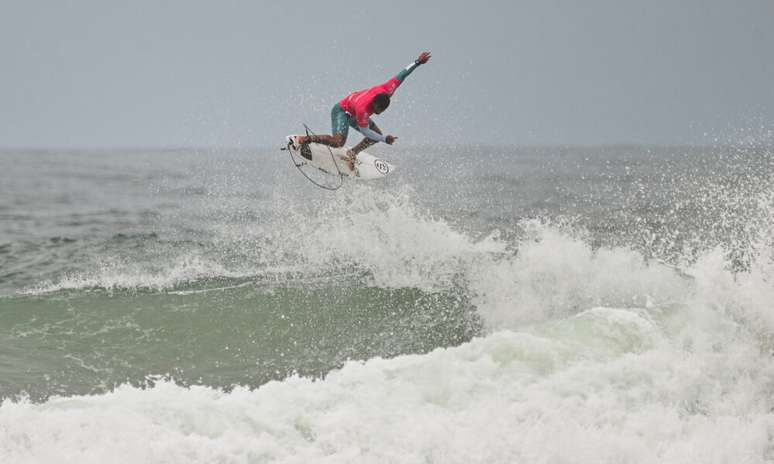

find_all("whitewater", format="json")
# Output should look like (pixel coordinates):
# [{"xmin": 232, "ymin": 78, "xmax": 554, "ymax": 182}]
[{"xmin": 1, "ymin": 144, "xmax": 774, "ymax": 463}]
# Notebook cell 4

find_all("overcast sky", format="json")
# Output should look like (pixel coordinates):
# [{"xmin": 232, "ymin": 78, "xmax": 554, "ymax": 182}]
[{"xmin": 1, "ymin": 0, "xmax": 773, "ymax": 148}]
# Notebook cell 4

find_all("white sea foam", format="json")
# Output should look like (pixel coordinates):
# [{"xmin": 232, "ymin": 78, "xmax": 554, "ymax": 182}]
[
  {"xmin": 9, "ymin": 181, "xmax": 774, "ymax": 462},
  {"xmin": 8, "ymin": 217, "xmax": 774, "ymax": 462},
  {"xmin": 296, "ymin": 187, "xmax": 507, "ymax": 290},
  {"xmin": 3, "ymin": 301, "xmax": 774, "ymax": 463},
  {"xmin": 467, "ymin": 221, "xmax": 695, "ymax": 329},
  {"xmin": 23, "ymin": 185, "xmax": 506, "ymax": 294}
]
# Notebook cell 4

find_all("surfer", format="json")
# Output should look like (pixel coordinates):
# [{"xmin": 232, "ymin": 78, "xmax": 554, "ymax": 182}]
[{"xmin": 290, "ymin": 51, "xmax": 431, "ymax": 169}]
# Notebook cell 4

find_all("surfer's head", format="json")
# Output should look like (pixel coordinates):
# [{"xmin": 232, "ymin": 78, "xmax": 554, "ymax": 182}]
[{"xmin": 372, "ymin": 93, "xmax": 391, "ymax": 114}]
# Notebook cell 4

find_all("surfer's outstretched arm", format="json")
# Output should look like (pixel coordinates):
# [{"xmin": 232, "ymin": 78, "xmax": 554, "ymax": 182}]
[
  {"xmin": 396, "ymin": 51, "xmax": 431, "ymax": 83},
  {"xmin": 373, "ymin": 51, "xmax": 432, "ymax": 100},
  {"xmin": 349, "ymin": 51, "xmax": 431, "ymax": 149},
  {"xmin": 383, "ymin": 51, "xmax": 431, "ymax": 95}
]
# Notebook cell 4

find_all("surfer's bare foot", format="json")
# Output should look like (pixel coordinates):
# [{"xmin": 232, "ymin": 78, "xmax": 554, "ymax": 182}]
[
  {"xmin": 286, "ymin": 135, "xmax": 304, "ymax": 149},
  {"xmin": 338, "ymin": 150, "xmax": 356, "ymax": 171}
]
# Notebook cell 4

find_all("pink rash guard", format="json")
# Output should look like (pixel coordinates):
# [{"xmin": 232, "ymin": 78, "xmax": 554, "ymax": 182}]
[{"xmin": 338, "ymin": 77, "xmax": 402, "ymax": 128}]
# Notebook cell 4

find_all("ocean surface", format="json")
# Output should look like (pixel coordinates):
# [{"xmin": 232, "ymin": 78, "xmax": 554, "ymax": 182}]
[{"xmin": 1, "ymin": 143, "xmax": 774, "ymax": 463}]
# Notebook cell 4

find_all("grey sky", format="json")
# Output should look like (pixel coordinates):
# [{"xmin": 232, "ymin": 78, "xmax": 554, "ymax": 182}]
[{"xmin": 1, "ymin": 0, "xmax": 773, "ymax": 148}]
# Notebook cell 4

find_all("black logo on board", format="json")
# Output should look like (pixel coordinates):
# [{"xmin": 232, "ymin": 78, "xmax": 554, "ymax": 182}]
[{"xmin": 374, "ymin": 159, "xmax": 389, "ymax": 175}]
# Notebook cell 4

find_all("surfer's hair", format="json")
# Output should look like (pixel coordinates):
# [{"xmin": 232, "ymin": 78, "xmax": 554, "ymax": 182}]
[{"xmin": 373, "ymin": 93, "xmax": 391, "ymax": 111}]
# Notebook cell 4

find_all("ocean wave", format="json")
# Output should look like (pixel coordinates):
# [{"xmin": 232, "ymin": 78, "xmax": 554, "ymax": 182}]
[
  {"xmin": 2, "ymin": 307, "xmax": 773, "ymax": 463},
  {"xmin": 5, "ymin": 150, "xmax": 774, "ymax": 462},
  {"xmin": 20, "ymin": 182, "xmax": 774, "ymax": 339}
]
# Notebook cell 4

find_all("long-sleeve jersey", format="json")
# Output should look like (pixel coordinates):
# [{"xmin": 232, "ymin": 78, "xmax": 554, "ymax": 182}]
[{"xmin": 338, "ymin": 61, "xmax": 419, "ymax": 129}]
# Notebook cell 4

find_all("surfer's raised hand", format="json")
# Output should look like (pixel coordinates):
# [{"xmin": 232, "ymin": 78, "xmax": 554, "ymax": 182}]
[
  {"xmin": 415, "ymin": 51, "xmax": 431, "ymax": 65},
  {"xmin": 385, "ymin": 135, "xmax": 397, "ymax": 145}
]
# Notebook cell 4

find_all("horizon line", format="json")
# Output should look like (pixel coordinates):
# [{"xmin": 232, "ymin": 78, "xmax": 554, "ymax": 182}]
[{"xmin": 2, "ymin": 141, "xmax": 772, "ymax": 153}]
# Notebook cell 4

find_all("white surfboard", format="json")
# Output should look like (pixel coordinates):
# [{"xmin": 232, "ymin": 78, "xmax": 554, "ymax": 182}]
[{"xmin": 286, "ymin": 138, "xmax": 394, "ymax": 180}]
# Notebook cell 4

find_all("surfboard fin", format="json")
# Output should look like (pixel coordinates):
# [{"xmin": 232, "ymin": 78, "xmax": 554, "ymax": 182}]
[{"xmin": 300, "ymin": 144, "xmax": 313, "ymax": 160}]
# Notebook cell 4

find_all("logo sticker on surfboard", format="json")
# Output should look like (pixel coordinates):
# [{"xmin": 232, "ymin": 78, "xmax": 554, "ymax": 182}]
[{"xmin": 374, "ymin": 159, "xmax": 390, "ymax": 175}]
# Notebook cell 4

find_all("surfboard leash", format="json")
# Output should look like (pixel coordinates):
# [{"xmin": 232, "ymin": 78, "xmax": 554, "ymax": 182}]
[{"xmin": 281, "ymin": 124, "xmax": 344, "ymax": 191}]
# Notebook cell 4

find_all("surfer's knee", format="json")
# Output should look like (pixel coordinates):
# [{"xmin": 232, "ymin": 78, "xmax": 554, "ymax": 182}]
[{"xmin": 331, "ymin": 134, "xmax": 346, "ymax": 148}]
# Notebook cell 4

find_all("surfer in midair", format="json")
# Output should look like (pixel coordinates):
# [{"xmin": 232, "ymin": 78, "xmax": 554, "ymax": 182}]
[{"xmin": 289, "ymin": 51, "xmax": 431, "ymax": 169}]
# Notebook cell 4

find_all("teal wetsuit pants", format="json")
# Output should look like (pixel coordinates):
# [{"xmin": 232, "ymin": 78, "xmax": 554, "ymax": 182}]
[{"xmin": 331, "ymin": 103, "xmax": 378, "ymax": 141}]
